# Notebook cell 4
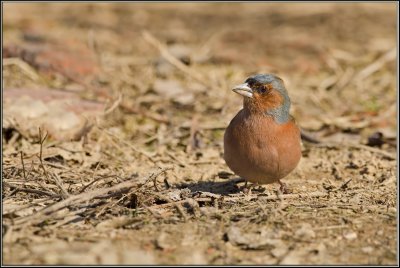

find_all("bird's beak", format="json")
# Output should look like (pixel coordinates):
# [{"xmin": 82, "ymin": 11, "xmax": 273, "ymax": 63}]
[{"xmin": 232, "ymin": 83, "xmax": 253, "ymax": 98}]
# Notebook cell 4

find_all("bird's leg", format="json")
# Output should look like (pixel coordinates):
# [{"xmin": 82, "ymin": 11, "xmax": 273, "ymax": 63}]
[
  {"xmin": 278, "ymin": 180, "xmax": 289, "ymax": 194},
  {"xmin": 253, "ymin": 182, "xmax": 266, "ymax": 193},
  {"xmin": 242, "ymin": 180, "xmax": 252, "ymax": 195}
]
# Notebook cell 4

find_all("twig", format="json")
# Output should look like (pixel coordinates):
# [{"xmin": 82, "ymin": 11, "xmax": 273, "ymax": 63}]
[
  {"xmin": 166, "ymin": 151, "xmax": 187, "ymax": 167},
  {"xmin": 33, "ymin": 128, "xmax": 58, "ymax": 194},
  {"xmin": 184, "ymin": 198, "xmax": 201, "ymax": 217},
  {"xmin": 190, "ymin": 159, "xmax": 224, "ymax": 165},
  {"xmin": 79, "ymin": 162, "xmax": 105, "ymax": 193},
  {"xmin": 164, "ymin": 178, "xmax": 171, "ymax": 189},
  {"xmin": 339, "ymin": 178, "xmax": 352, "ymax": 190},
  {"xmin": 72, "ymin": 120, "xmax": 93, "ymax": 142},
  {"xmin": 98, "ymin": 126, "xmax": 160, "ymax": 166},
  {"xmin": 20, "ymin": 152, "xmax": 27, "ymax": 180},
  {"xmin": 186, "ymin": 114, "xmax": 200, "ymax": 153},
  {"xmin": 119, "ymin": 103, "xmax": 170, "ymax": 124},
  {"xmin": 335, "ymin": 67, "xmax": 355, "ymax": 91},
  {"xmin": 49, "ymin": 210, "xmax": 86, "ymax": 228},
  {"xmin": 142, "ymin": 30, "xmax": 213, "ymax": 88},
  {"xmin": 300, "ymin": 129, "xmax": 321, "ymax": 144},
  {"xmin": 4, "ymin": 182, "xmax": 62, "ymax": 198},
  {"xmin": 191, "ymin": 28, "xmax": 227, "ymax": 63},
  {"xmin": 151, "ymin": 191, "xmax": 331, "ymax": 210},
  {"xmin": 154, "ymin": 193, "xmax": 188, "ymax": 221},
  {"xmin": 94, "ymin": 191, "xmax": 132, "ymax": 218},
  {"xmin": 37, "ymin": 128, "xmax": 69, "ymax": 198},
  {"xmin": 314, "ymin": 225, "xmax": 348, "ymax": 230},
  {"xmin": 313, "ymin": 142, "xmax": 396, "ymax": 160},
  {"xmin": 3, "ymin": 197, "xmax": 51, "ymax": 215},
  {"xmin": 7, "ymin": 131, "xmax": 20, "ymax": 147},
  {"xmin": 13, "ymin": 151, "xmax": 30, "ymax": 198},
  {"xmin": 153, "ymin": 176, "xmax": 160, "ymax": 192},
  {"xmin": 142, "ymin": 204, "xmax": 163, "ymax": 218},
  {"xmin": 180, "ymin": 123, "xmax": 226, "ymax": 130},
  {"xmin": 103, "ymin": 93, "xmax": 123, "ymax": 115},
  {"xmin": 3, "ymin": 180, "xmax": 58, "ymax": 190},
  {"xmin": 51, "ymin": 173, "xmax": 70, "ymax": 198},
  {"xmin": 355, "ymin": 47, "xmax": 396, "ymax": 81},
  {"xmin": 3, "ymin": 57, "xmax": 42, "ymax": 81},
  {"xmin": 38, "ymin": 127, "xmax": 48, "ymax": 161},
  {"xmin": 11, "ymin": 168, "xmax": 169, "ymax": 227},
  {"xmin": 44, "ymin": 161, "xmax": 69, "ymax": 170}
]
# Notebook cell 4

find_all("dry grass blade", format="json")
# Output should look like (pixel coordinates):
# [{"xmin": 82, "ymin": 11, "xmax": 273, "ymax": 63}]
[
  {"xmin": 3, "ymin": 57, "xmax": 42, "ymax": 81},
  {"xmin": 151, "ymin": 191, "xmax": 332, "ymax": 210},
  {"xmin": 103, "ymin": 93, "xmax": 123, "ymax": 115},
  {"xmin": 355, "ymin": 47, "xmax": 396, "ymax": 81},
  {"xmin": 154, "ymin": 193, "xmax": 188, "ymax": 221},
  {"xmin": 313, "ymin": 142, "xmax": 396, "ymax": 160},
  {"xmin": 51, "ymin": 173, "xmax": 70, "ymax": 198},
  {"xmin": 142, "ymin": 30, "xmax": 213, "ymax": 88},
  {"xmin": 300, "ymin": 129, "xmax": 321, "ymax": 144},
  {"xmin": 2, "ymin": 3, "xmax": 397, "ymax": 265},
  {"xmin": 4, "ymin": 182, "xmax": 62, "ymax": 198},
  {"xmin": 119, "ymin": 103, "xmax": 170, "ymax": 124},
  {"xmin": 11, "ymin": 168, "xmax": 170, "ymax": 228},
  {"xmin": 186, "ymin": 114, "xmax": 200, "ymax": 153},
  {"xmin": 37, "ymin": 128, "xmax": 69, "ymax": 198},
  {"xmin": 97, "ymin": 125, "xmax": 160, "ymax": 166}
]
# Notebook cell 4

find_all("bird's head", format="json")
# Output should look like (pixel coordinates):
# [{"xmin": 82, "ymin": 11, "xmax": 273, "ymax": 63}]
[{"xmin": 232, "ymin": 74, "xmax": 291, "ymax": 124}]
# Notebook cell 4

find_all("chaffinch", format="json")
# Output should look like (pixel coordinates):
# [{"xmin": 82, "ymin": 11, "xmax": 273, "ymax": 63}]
[{"xmin": 224, "ymin": 74, "xmax": 302, "ymax": 192}]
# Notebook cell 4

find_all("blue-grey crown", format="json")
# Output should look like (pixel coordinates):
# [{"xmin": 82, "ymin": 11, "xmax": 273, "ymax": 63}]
[{"xmin": 246, "ymin": 74, "xmax": 291, "ymax": 124}]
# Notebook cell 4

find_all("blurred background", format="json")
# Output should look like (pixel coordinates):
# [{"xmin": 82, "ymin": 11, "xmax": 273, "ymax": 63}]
[
  {"xmin": 4, "ymin": 3, "xmax": 397, "ymax": 142},
  {"xmin": 3, "ymin": 2, "xmax": 397, "ymax": 265}
]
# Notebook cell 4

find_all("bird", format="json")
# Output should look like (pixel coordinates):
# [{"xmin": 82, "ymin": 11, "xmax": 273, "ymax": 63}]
[{"xmin": 223, "ymin": 74, "xmax": 302, "ymax": 193}]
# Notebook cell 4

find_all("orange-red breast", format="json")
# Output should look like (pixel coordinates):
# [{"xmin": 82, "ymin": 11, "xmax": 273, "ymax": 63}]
[{"xmin": 224, "ymin": 74, "xmax": 301, "ymax": 190}]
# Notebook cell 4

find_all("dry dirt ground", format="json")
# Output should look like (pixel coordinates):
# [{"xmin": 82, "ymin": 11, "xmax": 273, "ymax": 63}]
[{"xmin": 2, "ymin": 3, "xmax": 398, "ymax": 265}]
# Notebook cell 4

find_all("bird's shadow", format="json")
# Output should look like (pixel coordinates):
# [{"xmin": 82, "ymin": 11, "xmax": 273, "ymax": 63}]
[{"xmin": 176, "ymin": 178, "xmax": 244, "ymax": 195}]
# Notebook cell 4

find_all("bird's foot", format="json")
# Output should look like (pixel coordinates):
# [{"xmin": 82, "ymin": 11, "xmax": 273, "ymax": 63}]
[
  {"xmin": 241, "ymin": 181, "xmax": 252, "ymax": 195},
  {"xmin": 278, "ymin": 180, "xmax": 290, "ymax": 194},
  {"xmin": 253, "ymin": 185, "xmax": 266, "ymax": 193},
  {"xmin": 243, "ymin": 187, "xmax": 252, "ymax": 195},
  {"xmin": 241, "ymin": 181, "xmax": 266, "ymax": 195}
]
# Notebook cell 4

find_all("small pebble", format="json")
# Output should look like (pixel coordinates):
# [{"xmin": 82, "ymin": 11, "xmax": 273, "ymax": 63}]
[
  {"xmin": 361, "ymin": 246, "xmax": 374, "ymax": 253},
  {"xmin": 295, "ymin": 223, "xmax": 316, "ymax": 240},
  {"xmin": 343, "ymin": 231, "xmax": 357, "ymax": 240},
  {"xmin": 388, "ymin": 207, "xmax": 396, "ymax": 214}
]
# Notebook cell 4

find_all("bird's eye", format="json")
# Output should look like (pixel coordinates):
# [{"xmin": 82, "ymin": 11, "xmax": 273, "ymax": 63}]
[{"xmin": 259, "ymin": 87, "xmax": 267, "ymax": 94}]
